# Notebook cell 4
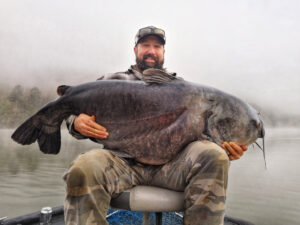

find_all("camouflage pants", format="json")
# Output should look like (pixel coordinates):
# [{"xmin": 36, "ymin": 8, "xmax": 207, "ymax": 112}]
[{"xmin": 63, "ymin": 140, "xmax": 229, "ymax": 225}]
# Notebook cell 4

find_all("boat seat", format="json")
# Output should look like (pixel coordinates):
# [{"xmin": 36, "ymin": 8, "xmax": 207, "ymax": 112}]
[{"xmin": 110, "ymin": 185, "xmax": 184, "ymax": 225}]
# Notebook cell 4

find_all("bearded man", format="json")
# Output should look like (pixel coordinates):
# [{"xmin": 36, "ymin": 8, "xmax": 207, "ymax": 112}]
[{"xmin": 63, "ymin": 26, "xmax": 247, "ymax": 225}]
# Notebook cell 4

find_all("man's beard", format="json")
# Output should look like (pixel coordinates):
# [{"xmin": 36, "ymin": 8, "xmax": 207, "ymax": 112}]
[{"xmin": 136, "ymin": 54, "xmax": 164, "ymax": 72}]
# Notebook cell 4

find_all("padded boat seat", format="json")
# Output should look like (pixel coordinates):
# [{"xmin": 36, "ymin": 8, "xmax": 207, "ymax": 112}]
[{"xmin": 110, "ymin": 185, "xmax": 184, "ymax": 225}]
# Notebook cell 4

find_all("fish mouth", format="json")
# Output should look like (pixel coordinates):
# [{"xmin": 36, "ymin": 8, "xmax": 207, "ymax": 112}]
[
  {"xmin": 259, "ymin": 121, "xmax": 265, "ymax": 138},
  {"xmin": 255, "ymin": 119, "xmax": 265, "ymax": 138}
]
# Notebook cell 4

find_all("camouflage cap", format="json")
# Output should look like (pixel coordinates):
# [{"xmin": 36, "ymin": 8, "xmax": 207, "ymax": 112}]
[{"xmin": 135, "ymin": 26, "xmax": 166, "ymax": 45}]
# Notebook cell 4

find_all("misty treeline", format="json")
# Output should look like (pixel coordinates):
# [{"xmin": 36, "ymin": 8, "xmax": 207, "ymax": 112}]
[
  {"xmin": 0, "ymin": 84, "xmax": 56, "ymax": 128},
  {"xmin": 0, "ymin": 84, "xmax": 299, "ymax": 128}
]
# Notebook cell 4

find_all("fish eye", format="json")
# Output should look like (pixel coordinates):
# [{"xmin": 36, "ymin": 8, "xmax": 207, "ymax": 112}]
[{"xmin": 250, "ymin": 119, "xmax": 258, "ymax": 127}]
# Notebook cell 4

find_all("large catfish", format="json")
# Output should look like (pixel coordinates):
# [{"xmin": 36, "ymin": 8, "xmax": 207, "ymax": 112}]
[{"xmin": 11, "ymin": 69, "xmax": 265, "ymax": 165}]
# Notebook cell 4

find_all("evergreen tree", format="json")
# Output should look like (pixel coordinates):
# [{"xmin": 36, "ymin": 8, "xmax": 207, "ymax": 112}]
[
  {"xmin": 9, "ymin": 85, "xmax": 24, "ymax": 104},
  {"xmin": 26, "ymin": 87, "xmax": 42, "ymax": 113}
]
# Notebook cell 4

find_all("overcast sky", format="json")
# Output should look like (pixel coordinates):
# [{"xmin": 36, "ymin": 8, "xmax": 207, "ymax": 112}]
[{"xmin": 0, "ymin": 0, "xmax": 299, "ymax": 116}]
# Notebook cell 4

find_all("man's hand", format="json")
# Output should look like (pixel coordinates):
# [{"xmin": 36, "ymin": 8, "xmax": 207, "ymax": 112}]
[
  {"xmin": 73, "ymin": 113, "xmax": 109, "ymax": 139},
  {"xmin": 221, "ymin": 142, "xmax": 248, "ymax": 161}
]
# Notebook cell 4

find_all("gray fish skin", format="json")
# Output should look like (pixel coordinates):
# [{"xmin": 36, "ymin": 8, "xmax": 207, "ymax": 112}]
[{"xmin": 11, "ymin": 73, "xmax": 264, "ymax": 165}]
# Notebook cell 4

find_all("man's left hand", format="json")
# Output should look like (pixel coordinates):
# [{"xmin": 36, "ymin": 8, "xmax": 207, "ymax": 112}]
[{"xmin": 221, "ymin": 142, "xmax": 248, "ymax": 161}]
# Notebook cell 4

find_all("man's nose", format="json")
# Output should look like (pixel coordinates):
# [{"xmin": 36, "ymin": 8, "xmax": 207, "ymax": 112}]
[{"xmin": 146, "ymin": 46, "xmax": 156, "ymax": 55}]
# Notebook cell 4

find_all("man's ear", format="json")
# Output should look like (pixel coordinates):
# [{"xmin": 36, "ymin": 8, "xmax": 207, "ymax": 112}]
[{"xmin": 134, "ymin": 46, "xmax": 137, "ymax": 56}]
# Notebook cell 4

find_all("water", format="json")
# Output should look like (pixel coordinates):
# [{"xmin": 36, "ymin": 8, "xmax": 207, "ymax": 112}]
[
  {"xmin": 0, "ymin": 129, "xmax": 100, "ymax": 219},
  {"xmin": 0, "ymin": 127, "xmax": 299, "ymax": 225}
]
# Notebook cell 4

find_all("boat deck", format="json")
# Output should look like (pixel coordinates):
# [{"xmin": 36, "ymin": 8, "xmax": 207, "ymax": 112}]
[{"xmin": 1, "ymin": 206, "xmax": 254, "ymax": 225}]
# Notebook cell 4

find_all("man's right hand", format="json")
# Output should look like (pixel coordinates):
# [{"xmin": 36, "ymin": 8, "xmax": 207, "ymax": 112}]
[{"xmin": 73, "ymin": 113, "xmax": 109, "ymax": 139}]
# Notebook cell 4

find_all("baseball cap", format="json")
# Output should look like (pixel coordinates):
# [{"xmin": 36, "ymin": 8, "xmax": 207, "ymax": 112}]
[{"xmin": 135, "ymin": 26, "xmax": 166, "ymax": 45}]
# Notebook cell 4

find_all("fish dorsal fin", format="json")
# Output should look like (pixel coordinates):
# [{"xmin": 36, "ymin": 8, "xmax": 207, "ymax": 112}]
[
  {"xmin": 57, "ymin": 85, "xmax": 70, "ymax": 96},
  {"xmin": 142, "ymin": 68, "xmax": 179, "ymax": 84}
]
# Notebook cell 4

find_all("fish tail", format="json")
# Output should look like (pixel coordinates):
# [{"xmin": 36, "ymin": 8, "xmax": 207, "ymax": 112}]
[
  {"xmin": 11, "ymin": 113, "xmax": 62, "ymax": 154},
  {"xmin": 11, "ymin": 116, "xmax": 41, "ymax": 145}
]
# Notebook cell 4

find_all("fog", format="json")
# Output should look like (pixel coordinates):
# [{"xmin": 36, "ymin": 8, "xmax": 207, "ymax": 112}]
[{"xmin": 1, "ymin": 0, "xmax": 299, "ymax": 117}]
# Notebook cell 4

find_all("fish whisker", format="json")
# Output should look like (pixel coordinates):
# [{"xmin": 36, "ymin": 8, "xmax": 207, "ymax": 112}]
[
  {"xmin": 254, "ymin": 142, "xmax": 263, "ymax": 151},
  {"xmin": 255, "ymin": 139, "xmax": 267, "ymax": 169},
  {"xmin": 262, "ymin": 136, "xmax": 267, "ymax": 169}
]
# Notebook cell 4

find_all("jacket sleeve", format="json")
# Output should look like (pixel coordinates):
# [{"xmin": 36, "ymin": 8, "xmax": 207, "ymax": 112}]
[{"xmin": 65, "ymin": 115, "xmax": 87, "ymax": 139}]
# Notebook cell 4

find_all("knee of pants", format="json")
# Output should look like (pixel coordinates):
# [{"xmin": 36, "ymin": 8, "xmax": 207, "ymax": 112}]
[
  {"xmin": 63, "ymin": 149, "xmax": 114, "ymax": 188},
  {"xmin": 185, "ymin": 141, "xmax": 229, "ymax": 169}
]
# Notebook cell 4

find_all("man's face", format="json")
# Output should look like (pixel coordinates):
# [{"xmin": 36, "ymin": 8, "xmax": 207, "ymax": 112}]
[{"xmin": 134, "ymin": 35, "xmax": 165, "ymax": 72}]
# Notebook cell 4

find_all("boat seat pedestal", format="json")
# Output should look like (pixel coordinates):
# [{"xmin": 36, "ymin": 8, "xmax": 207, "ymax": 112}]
[{"xmin": 110, "ymin": 185, "xmax": 184, "ymax": 225}]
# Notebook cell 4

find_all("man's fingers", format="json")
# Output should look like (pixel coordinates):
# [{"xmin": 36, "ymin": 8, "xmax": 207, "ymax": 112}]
[
  {"xmin": 221, "ymin": 142, "xmax": 248, "ymax": 161},
  {"xmin": 86, "ymin": 130, "xmax": 109, "ymax": 139},
  {"xmin": 229, "ymin": 142, "xmax": 244, "ymax": 156},
  {"xmin": 90, "ymin": 121, "xmax": 107, "ymax": 132},
  {"xmin": 241, "ymin": 145, "xmax": 248, "ymax": 151},
  {"xmin": 223, "ymin": 142, "xmax": 241, "ymax": 159},
  {"xmin": 73, "ymin": 114, "xmax": 108, "ymax": 139},
  {"xmin": 87, "ymin": 127, "xmax": 108, "ymax": 137},
  {"xmin": 86, "ymin": 125, "xmax": 109, "ymax": 138},
  {"xmin": 87, "ymin": 116, "xmax": 106, "ymax": 131},
  {"xmin": 84, "ymin": 129, "xmax": 108, "ymax": 139},
  {"xmin": 229, "ymin": 155, "xmax": 235, "ymax": 161}
]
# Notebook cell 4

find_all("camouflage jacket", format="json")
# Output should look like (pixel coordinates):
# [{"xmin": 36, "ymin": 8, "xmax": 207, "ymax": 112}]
[{"xmin": 66, "ymin": 65, "xmax": 176, "ymax": 157}]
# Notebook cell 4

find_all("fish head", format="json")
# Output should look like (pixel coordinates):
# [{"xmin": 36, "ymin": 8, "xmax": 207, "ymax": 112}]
[{"xmin": 207, "ymin": 96, "xmax": 265, "ymax": 146}]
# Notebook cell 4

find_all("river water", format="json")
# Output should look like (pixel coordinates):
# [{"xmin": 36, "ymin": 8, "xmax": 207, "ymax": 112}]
[{"xmin": 0, "ymin": 127, "xmax": 299, "ymax": 225}]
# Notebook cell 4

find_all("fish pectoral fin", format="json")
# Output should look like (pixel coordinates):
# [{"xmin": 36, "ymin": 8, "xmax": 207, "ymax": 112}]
[
  {"xmin": 142, "ymin": 68, "xmax": 180, "ymax": 84},
  {"xmin": 150, "ymin": 107, "xmax": 187, "ymax": 129},
  {"xmin": 37, "ymin": 129, "xmax": 61, "ymax": 154},
  {"xmin": 57, "ymin": 85, "xmax": 71, "ymax": 96}
]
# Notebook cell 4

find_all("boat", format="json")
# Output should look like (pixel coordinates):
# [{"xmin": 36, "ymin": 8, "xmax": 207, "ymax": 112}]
[{"xmin": 1, "ymin": 206, "xmax": 255, "ymax": 225}]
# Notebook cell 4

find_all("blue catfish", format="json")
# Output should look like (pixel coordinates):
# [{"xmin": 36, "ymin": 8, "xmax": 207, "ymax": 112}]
[{"xmin": 11, "ymin": 69, "xmax": 265, "ymax": 165}]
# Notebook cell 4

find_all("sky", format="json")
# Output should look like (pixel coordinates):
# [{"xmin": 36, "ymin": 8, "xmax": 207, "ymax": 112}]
[{"xmin": 0, "ymin": 0, "xmax": 299, "ymax": 116}]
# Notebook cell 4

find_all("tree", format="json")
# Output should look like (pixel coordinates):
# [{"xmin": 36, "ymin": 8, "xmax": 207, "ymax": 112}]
[
  {"xmin": 26, "ymin": 87, "xmax": 42, "ymax": 112},
  {"xmin": 8, "ymin": 85, "xmax": 24, "ymax": 104}
]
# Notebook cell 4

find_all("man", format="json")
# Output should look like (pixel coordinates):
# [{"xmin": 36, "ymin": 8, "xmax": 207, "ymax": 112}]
[{"xmin": 63, "ymin": 26, "xmax": 247, "ymax": 225}]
